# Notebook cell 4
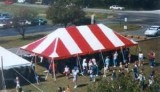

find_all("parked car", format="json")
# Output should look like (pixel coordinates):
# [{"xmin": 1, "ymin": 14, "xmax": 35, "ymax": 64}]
[
  {"xmin": 144, "ymin": 26, "xmax": 160, "ymax": 36},
  {"xmin": 0, "ymin": 20, "xmax": 6, "ymax": 28},
  {"xmin": 109, "ymin": 5, "xmax": 125, "ymax": 10},
  {"xmin": 18, "ymin": 19, "xmax": 31, "ymax": 26},
  {"xmin": 0, "ymin": 12, "xmax": 12, "ymax": 20},
  {"xmin": 31, "ymin": 17, "xmax": 47, "ymax": 26},
  {"xmin": 0, "ymin": 19, "xmax": 13, "ymax": 28}
]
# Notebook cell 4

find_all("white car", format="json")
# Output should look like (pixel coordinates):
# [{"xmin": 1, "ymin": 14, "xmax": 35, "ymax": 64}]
[
  {"xmin": 17, "ymin": 0, "xmax": 25, "ymax": 3},
  {"xmin": 0, "ymin": 23, "xmax": 6, "ymax": 28},
  {"xmin": 0, "ymin": 20, "xmax": 6, "ymax": 28},
  {"xmin": 144, "ymin": 26, "xmax": 160, "ymax": 36},
  {"xmin": 109, "ymin": 5, "xmax": 125, "ymax": 10}
]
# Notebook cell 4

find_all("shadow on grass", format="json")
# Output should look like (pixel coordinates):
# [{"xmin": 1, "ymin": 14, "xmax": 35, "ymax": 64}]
[
  {"xmin": 0, "ymin": 39, "xmax": 13, "ymax": 44},
  {"xmin": 155, "ymin": 62, "xmax": 160, "ymax": 67},
  {"xmin": 56, "ymin": 74, "xmax": 65, "ymax": 78},
  {"xmin": 78, "ymin": 83, "xmax": 88, "ymax": 88}
]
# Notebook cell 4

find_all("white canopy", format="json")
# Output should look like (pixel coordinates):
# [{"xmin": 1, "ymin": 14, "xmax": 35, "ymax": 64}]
[{"xmin": 0, "ymin": 46, "xmax": 31, "ymax": 70}]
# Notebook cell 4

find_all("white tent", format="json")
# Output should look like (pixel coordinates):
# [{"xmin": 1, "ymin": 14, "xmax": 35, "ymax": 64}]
[
  {"xmin": 0, "ymin": 46, "xmax": 31, "ymax": 70},
  {"xmin": 0, "ymin": 46, "xmax": 34, "ymax": 89}
]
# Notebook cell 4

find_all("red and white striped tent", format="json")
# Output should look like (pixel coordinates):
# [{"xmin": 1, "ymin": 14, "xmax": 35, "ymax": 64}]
[{"xmin": 21, "ymin": 24, "xmax": 138, "ymax": 59}]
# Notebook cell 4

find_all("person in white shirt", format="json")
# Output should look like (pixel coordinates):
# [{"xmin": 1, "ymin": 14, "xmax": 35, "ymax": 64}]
[
  {"xmin": 72, "ymin": 67, "xmax": 79, "ymax": 88},
  {"xmin": 15, "ymin": 77, "xmax": 20, "ymax": 92},
  {"xmin": 113, "ymin": 51, "xmax": 118, "ymax": 67},
  {"xmin": 105, "ymin": 56, "xmax": 110, "ymax": 69},
  {"xmin": 103, "ymin": 56, "xmax": 110, "ymax": 77},
  {"xmin": 63, "ymin": 65, "xmax": 70, "ymax": 79},
  {"xmin": 138, "ymin": 51, "xmax": 144, "ymax": 66},
  {"xmin": 82, "ymin": 58, "xmax": 88, "ymax": 75},
  {"xmin": 148, "ymin": 77, "xmax": 154, "ymax": 87},
  {"xmin": 138, "ymin": 73, "xmax": 145, "ymax": 90}
]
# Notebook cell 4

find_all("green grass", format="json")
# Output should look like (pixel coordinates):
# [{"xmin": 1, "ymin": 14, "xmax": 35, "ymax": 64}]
[
  {"xmin": 0, "ymin": 4, "xmax": 47, "ymax": 15},
  {"xmin": 86, "ymin": 12, "xmax": 115, "ymax": 19},
  {"xmin": 106, "ymin": 24, "xmax": 142, "ymax": 32},
  {"xmin": 0, "ymin": 32, "xmax": 49, "ymax": 49}
]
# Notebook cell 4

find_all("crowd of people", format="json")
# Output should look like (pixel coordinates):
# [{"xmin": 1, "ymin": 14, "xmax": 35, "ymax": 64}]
[
  {"xmin": 16, "ymin": 49, "xmax": 157, "ymax": 92},
  {"xmin": 59, "ymin": 49, "xmax": 157, "ymax": 91}
]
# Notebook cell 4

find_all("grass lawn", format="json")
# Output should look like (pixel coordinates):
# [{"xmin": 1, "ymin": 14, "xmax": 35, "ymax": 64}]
[
  {"xmin": 0, "ymin": 32, "xmax": 49, "ymax": 49},
  {"xmin": 86, "ymin": 12, "xmax": 115, "ymax": 20},
  {"xmin": 107, "ymin": 24, "xmax": 142, "ymax": 32},
  {"xmin": 0, "ymin": 33, "xmax": 160, "ymax": 92},
  {"xmin": 0, "ymin": 4, "xmax": 47, "ymax": 15}
]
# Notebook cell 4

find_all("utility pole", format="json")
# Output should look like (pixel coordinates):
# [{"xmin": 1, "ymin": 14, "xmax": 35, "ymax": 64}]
[
  {"xmin": 124, "ymin": 17, "xmax": 127, "ymax": 31},
  {"xmin": 91, "ymin": 14, "xmax": 95, "ymax": 24}
]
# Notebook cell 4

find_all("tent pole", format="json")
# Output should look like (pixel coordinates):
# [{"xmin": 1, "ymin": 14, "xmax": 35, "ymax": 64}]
[
  {"xmin": 34, "ymin": 54, "xmax": 37, "ymax": 72},
  {"xmin": 50, "ymin": 38, "xmax": 58, "ymax": 81},
  {"xmin": 77, "ymin": 54, "xmax": 82, "ymax": 73},
  {"xmin": 51, "ymin": 58, "xmax": 56, "ymax": 81},
  {"xmin": 120, "ymin": 47, "xmax": 125, "ymax": 64},
  {"xmin": 100, "ymin": 50, "xmax": 105, "ymax": 65},
  {"xmin": 100, "ymin": 50, "xmax": 105, "ymax": 74},
  {"xmin": 1, "ymin": 56, "xmax": 6, "ymax": 92}
]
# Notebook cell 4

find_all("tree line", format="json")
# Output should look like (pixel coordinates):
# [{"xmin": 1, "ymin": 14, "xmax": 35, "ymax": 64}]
[
  {"xmin": 1, "ymin": 0, "xmax": 160, "ymax": 10},
  {"xmin": 83, "ymin": 0, "xmax": 160, "ymax": 10}
]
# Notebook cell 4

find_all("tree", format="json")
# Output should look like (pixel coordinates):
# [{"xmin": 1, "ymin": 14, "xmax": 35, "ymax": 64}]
[
  {"xmin": 12, "ymin": 8, "xmax": 37, "ymax": 39},
  {"xmin": 46, "ymin": 0, "xmax": 85, "ymax": 27},
  {"xmin": 88, "ymin": 72, "xmax": 160, "ymax": 92}
]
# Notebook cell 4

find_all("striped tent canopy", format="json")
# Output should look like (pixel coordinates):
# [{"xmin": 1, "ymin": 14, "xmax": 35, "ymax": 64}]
[{"xmin": 21, "ymin": 24, "xmax": 138, "ymax": 59}]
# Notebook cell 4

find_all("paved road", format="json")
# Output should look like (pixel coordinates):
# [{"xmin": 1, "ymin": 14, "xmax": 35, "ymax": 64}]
[
  {"xmin": 0, "ymin": 4, "xmax": 160, "ymax": 37},
  {"xmin": 86, "ymin": 9, "xmax": 160, "ymax": 36},
  {"xmin": 0, "ymin": 25, "xmax": 62, "ymax": 37}
]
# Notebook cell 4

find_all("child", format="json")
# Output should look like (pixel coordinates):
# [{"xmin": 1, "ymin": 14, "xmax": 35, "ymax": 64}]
[
  {"xmin": 35, "ymin": 74, "xmax": 40, "ymax": 85},
  {"xmin": 124, "ymin": 63, "xmax": 129, "ymax": 73},
  {"xmin": 15, "ymin": 77, "xmax": 20, "ymax": 92},
  {"xmin": 119, "ymin": 62, "xmax": 123, "ymax": 71},
  {"xmin": 63, "ymin": 65, "xmax": 70, "ymax": 79},
  {"xmin": 111, "ymin": 70, "xmax": 116, "ymax": 81},
  {"xmin": 65, "ymin": 85, "xmax": 71, "ymax": 92}
]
